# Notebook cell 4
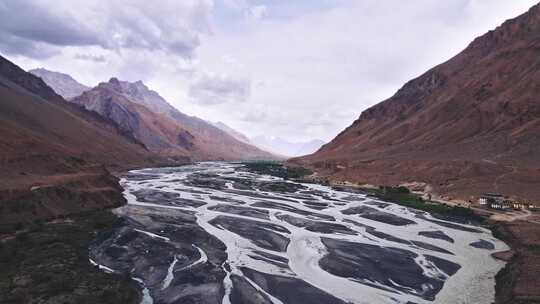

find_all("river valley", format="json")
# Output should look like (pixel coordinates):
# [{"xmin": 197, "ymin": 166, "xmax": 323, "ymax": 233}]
[{"xmin": 90, "ymin": 162, "xmax": 508, "ymax": 304}]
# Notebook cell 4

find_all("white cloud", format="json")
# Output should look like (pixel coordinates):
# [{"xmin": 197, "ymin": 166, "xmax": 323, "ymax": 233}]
[
  {"xmin": 247, "ymin": 5, "xmax": 267, "ymax": 20},
  {"xmin": 189, "ymin": 73, "xmax": 251, "ymax": 105}
]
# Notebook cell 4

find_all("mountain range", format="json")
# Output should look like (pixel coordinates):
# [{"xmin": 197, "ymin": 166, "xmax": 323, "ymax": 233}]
[
  {"xmin": 30, "ymin": 69, "xmax": 275, "ymax": 161},
  {"xmin": 292, "ymin": 3, "xmax": 540, "ymax": 203},
  {"xmin": 0, "ymin": 55, "xmax": 165, "ymax": 225},
  {"xmin": 0, "ymin": 57, "xmax": 279, "ymax": 225}
]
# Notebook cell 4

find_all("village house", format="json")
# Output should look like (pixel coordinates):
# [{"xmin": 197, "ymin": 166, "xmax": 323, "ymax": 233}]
[
  {"xmin": 478, "ymin": 193, "xmax": 516, "ymax": 210},
  {"xmin": 512, "ymin": 202, "xmax": 528, "ymax": 210},
  {"xmin": 479, "ymin": 193, "xmax": 505, "ymax": 205}
]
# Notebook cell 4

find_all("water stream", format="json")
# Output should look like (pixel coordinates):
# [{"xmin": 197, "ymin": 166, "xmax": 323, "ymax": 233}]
[{"xmin": 90, "ymin": 162, "xmax": 507, "ymax": 304}]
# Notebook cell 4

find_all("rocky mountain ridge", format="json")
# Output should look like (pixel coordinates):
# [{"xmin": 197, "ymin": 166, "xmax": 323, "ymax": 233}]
[
  {"xmin": 292, "ymin": 3, "xmax": 540, "ymax": 202},
  {"xmin": 65, "ymin": 76, "xmax": 275, "ymax": 161}
]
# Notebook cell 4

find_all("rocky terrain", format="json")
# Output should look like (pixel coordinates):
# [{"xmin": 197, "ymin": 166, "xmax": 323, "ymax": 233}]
[
  {"xmin": 29, "ymin": 68, "xmax": 90, "ymax": 100},
  {"xmin": 291, "ymin": 3, "xmax": 540, "ymax": 203}
]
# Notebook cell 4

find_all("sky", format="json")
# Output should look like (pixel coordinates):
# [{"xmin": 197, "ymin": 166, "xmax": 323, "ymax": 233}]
[{"xmin": 1, "ymin": 0, "xmax": 538, "ymax": 142}]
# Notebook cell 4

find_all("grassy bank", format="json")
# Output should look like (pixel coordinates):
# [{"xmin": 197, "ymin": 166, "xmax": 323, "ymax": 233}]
[
  {"xmin": 360, "ymin": 186, "xmax": 485, "ymax": 223},
  {"xmin": 0, "ymin": 211, "xmax": 140, "ymax": 304},
  {"xmin": 241, "ymin": 161, "xmax": 313, "ymax": 180},
  {"xmin": 243, "ymin": 162, "xmax": 484, "ymax": 223}
]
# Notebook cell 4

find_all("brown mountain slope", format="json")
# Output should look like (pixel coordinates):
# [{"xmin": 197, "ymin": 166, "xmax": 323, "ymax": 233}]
[
  {"xmin": 292, "ymin": 4, "xmax": 540, "ymax": 202},
  {"xmin": 0, "ymin": 55, "xmax": 165, "ymax": 225},
  {"xmin": 71, "ymin": 77, "xmax": 277, "ymax": 161},
  {"xmin": 71, "ymin": 78, "xmax": 194, "ymax": 161}
]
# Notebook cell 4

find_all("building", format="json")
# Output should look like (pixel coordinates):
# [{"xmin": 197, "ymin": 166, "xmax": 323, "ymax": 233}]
[
  {"xmin": 490, "ymin": 200, "xmax": 513, "ymax": 210},
  {"xmin": 512, "ymin": 202, "xmax": 527, "ymax": 210},
  {"xmin": 479, "ymin": 193, "xmax": 520, "ymax": 210},
  {"xmin": 479, "ymin": 193, "xmax": 505, "ymax": 205}
]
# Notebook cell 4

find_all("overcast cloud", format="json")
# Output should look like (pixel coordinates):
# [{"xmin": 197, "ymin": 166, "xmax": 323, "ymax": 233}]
[
  {"xmin": 189, "ymin": 73, "xmax": 251, "ymax": 105},
  {"xmin": 1, "ymin": 0, "xmax": 538, "ymax": 141}
]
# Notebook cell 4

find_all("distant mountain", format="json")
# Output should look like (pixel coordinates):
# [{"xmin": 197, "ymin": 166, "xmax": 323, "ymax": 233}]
[
  {"xmin": 292, "ymin": 4, "xmax": 540, "ymax": 202},
  {"xmin": 252, "ymin": 136, "xmax": 325, "ymax": 157},
  {"xmin": 211, "ymin": 121, "xmax": 252, "ymax": 144},
  {"xmin": 29, "ymin": 68, "xmax": 90, "ymax": 99},
  {"xmin": 70, "ymin": 78, "xmax": 275, "ymax": 161}
]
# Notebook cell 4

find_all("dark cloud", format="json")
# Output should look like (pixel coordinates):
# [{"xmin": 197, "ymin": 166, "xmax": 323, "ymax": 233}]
[
  {"xmin": 189, "ymin": 74, "xmax": 251, "ymax": 105},
  {"xmin": 0, "ymin": 1, "xmax": 100, "ymax": 46},
  {"xmin": 0, "ymin": 0, "xmax": 211, "ymax": 59},
  {"xmin": 0, "ymin": 34, "xmax": 60, "ymax": 59}
]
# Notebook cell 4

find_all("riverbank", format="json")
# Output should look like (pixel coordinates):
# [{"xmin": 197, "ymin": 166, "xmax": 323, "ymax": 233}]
[
  {"xmin": 331, "ymin": 184, "xmax": 540, "ymax": 304},
  {"xmin": 491, "ymin": 218, "xmax": 540, "ymax": 304}
]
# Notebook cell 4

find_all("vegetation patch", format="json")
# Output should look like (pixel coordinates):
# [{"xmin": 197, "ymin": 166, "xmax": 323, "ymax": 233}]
[
  {"xmin": 354, "ymin": 186, "xmax": 485, "ymax": 224},
  {"xmin": 240, "ymin": 161, "xmax": 313, "ymax": 180}
]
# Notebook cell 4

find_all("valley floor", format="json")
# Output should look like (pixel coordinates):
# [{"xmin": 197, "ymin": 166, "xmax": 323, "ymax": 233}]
[{"xmin": 1, "ymin": 162, "xmax": 537, "ymax": 304}]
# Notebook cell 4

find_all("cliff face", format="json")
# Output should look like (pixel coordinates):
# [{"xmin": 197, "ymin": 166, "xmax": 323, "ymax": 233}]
[{"xmin": 293, "ymin": 4, "xmax": 540, "ymax": 202}]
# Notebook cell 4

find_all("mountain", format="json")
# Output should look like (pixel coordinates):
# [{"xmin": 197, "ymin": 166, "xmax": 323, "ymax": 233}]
[
  {"xmin": 291, "ymin": 4, "xmax": 540, "ymax": 202},
  {"xmin": 211, "ymin": 121, "xmax": 253, "ymax": 144},
  {"xmin": 70, "ymin": 78, "xmax": 275, "ymax": 161},
  {"xmin": 0, "ymin": 55, "xmax": 164, "ymax": 225},
  {"xmin": 71, "ymin": 78, "xmax": 194, "ymax": 161},
  {"xmin": 252, "ymin": 136, "xmax": 325, "ymax": 157},
  {"xmin": 29, "ymin": 68, "xmax": 90, "ymax": 99}
]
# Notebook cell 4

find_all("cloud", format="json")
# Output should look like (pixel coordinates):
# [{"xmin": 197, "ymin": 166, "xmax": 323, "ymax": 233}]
[
  {"xmin": 194, "ymin": 0, "xmax": 538, "ymax": 141},
  {"xmin": 0, "ymin": 0, "xmax": 213, "ymax": 59},
  {"xmin": 247, "ymin": 5, "xmax": 267, "ymax": 20},
  {"xmin": 74, "ymin": 54, "xmax": 106, "ymax": 63},
  {"xmin": 189, "ymin": 73, "xmax": 251, "ymax": 105}
]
